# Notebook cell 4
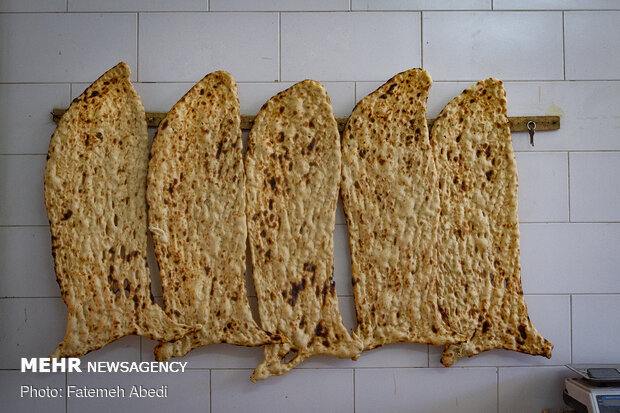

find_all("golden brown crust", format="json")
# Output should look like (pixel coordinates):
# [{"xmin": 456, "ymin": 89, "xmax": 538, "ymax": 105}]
[
  {"xmin": 246, "ymin": 80, "xmax": 363, "ymax": 381},
  {"xmin": 44, "ymin": 62, "xmax": 194, "ymax": 358},
  {"xmin": 431, "ymin": 78, "xmax": 553, "ymax": 366},
  {"xmin": 146, "ymin": 71, "xmax": 275, "ymax": 361},
  {"xmin": 341, "ymin": 68, "xmax": 464, "ymax": 350}
]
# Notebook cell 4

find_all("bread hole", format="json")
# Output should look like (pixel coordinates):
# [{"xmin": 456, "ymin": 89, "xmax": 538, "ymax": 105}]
[
  {"xmin": 114, "ymin": 214, "xmax": 118, "ymax": 227},
  {"xmin": 120, "ymin": 245, "xmax": 126, "ymax": 260},
  {"xmin": 281, "ymin": 349, "xmax": 298, "ymax": 364},
  {"xmin": 108, "ymin": 276, "xmax": 120, "ymax": 299},
  {"xmin": 105, "ymin": 224, "xmax": 110, "ymax": 236},
  {"xmin": 123, "ymin": 279, "xmax": 130, "ymax": 298}
]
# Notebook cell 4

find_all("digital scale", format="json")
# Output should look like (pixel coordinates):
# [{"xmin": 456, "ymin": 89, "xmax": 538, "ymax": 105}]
[{"xmin": 564, "ymin": 365, "xmax": 620, "ymax": 413}]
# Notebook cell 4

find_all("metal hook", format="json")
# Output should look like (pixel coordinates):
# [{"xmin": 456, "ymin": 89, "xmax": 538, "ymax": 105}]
[{"xmin": 527, "ymin": 120, "xmax": 536, "ymax": 147}]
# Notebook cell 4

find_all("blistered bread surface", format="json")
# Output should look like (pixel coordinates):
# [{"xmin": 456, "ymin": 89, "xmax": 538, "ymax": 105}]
[
  {"xmin": 431, "ymin": 78, "xmax": 553, "ymax": 366},
  {"xmin": 147, "ymin": 71, "xmax": 274, "ymax": 361},
  {"xmin": 341, "ymin": 69, "xmax": 463, "ymax": 350},
  {"xmin": 245, "ymin": 80, "xmax": 363, "ymax": 381},
  {"xmin": 44, "ymin": 62, "xmax": 193, "ymax": 358}
]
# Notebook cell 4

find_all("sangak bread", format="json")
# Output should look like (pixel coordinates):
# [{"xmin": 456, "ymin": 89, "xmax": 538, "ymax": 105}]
[
  {"xmin": 431, "ymin": 78, "xmax": 553, "ymax": 366},
  {"xmin": 341, "ymin": 68, "xmax": 464, "ymax": 351},
  {"xmin": 147, "ymin": 71, "xmax": 275, "ymax": 361},
  {"xmin": 44, "ymin": 62, "xmax": 195, "ymax": 358},
  {"xmin": 246, "ymin": 80, "xmax": 363, "ymax": 381}
]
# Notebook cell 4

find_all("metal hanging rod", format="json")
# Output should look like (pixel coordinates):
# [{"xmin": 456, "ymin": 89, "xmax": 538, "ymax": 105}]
[{"xmin": 51, "ymin": 109, "xmax": 559, "ymax": 134}]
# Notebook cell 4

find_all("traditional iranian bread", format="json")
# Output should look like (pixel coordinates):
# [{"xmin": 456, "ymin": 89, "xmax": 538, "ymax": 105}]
[
  {"xmin": 246, "ymin": 80, "xmax": 363, "ymax": 381},
  {"xmin": 341, "ymin": 68, "xmax": 464, "ymax": 351},
  {"xmin": 147, "ymin": 71, "xmax": 276, "ymax": 361},
  {"xmin": 431, "ymin": 78, "xmax": 553, "ymax": 366},
  {"xmin": 45, "ymin": 62, "xmax": 194, "ymax": 358}
]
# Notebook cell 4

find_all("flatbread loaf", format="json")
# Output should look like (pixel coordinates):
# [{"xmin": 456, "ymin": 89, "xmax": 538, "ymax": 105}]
[
  {"xmin": 431, "ymin": 78, "xmax": 553, "ymax": 366},
  {"xmin": 341, "ymin": 68, "xmax": 463, "ymax": 351},
  {"xmin": 147, "ymin": 71, "xmax": 276, "ymax": 361},
  {"xmin": 246, "ymin": 80, "xmax": 363, "ymax": 381},
  {"xmin": 45, "ymin": 62, "xmax": 194, "ymax": 358}
]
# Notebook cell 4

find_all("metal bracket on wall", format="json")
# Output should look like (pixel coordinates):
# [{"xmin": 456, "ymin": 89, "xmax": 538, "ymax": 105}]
[{"xmin": 51, "ymin": 109, "xmax": 560, "ymax": 136}]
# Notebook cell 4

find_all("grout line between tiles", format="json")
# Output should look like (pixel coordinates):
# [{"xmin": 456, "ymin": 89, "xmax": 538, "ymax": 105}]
[
  {"xmin": 521, "ymin": 220, "xmax": 620, "ymax": 224},
  {"xmin": 420, "ymin": 12, "xmax": 424, "ymax": 67},
  {"xmin": 0, "ymin": 81, "xmax": 76, "ymax": 85},
  {"xmin": 1, "ymin": 9, "xmax": 620, "ymax": 14},
  {"xmin": 570, "ymin": 294, "xmax": 574, "ymax": 364},
  {"xmin": 278, "ymin": 12, "xmax": 282, "ymax": 82},
  {"xmin": 567, "ymin": 152, "xmax": 572, "ymax": 222},
  {"xmin": 154, "ymin": 9, "xmax": 620, "ymax": 12},
  {"xmin": 0, "ymin": 225, "xmax": 50, "ymax": 228},
  {"xmin": 0, "ymin": 153, "xmax": 47, "ymax": 155},
  {"xmin": 209, "ymin": 369, "xmax": 213, "ymax": 413},
  {"xmin": 486, "ymin": 8, "xmax": 620, "ymax": 12},
  {"xmin": 562, "ymin": 11, "xmax": 566, "ymax": 81},
  {"xmin": 496, "ymin": 367, "xmax": 500, "ymax": 413},
  {"xmin": 353, "ymin": 368, "xmax": 356, "ymax": 413},
  {"xmin": 136, "ymin": 13, "xmax": 140, "ymax": 82},
  {"xmin": 0, "ymin": 296, "xmax": 63, "ymax": 299}
]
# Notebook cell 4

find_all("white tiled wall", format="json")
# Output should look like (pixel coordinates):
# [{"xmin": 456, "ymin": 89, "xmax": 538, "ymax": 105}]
[
  {"xmin": 423, "ymin": 12, "xmax": 564, "ymax": 81},
  {"xmin": 281, "ymin": 12, "xmax": 421, "ymax": 81},
  {"xmin": 1, "ymin": 2, "xmax": 619, "ymax": 412},
  {"xmin": 355, "ymin": 368, "xmax": 498, "ymax": 413},
  {"xmin": 565, "ymin": 11, "xmax": 620, "ymax": 80}
]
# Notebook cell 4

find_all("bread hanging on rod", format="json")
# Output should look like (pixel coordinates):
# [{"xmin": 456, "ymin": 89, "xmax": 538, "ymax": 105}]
[
  {"xmin": 246, "ymin": 80, "xmax": 363, "ymax": 381},
  {"xmin": 431, "ymin": 78, "xmax": 553, "ymax": 366},
  {"xmin": 45, "ymin": 62, "xmax": 196, "ymax": 358}
]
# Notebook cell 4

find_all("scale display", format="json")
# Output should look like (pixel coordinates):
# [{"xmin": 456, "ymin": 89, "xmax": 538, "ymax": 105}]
[{"xmin": 600, "ymin": 396, "xmax": 620, "ymax": 407}]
